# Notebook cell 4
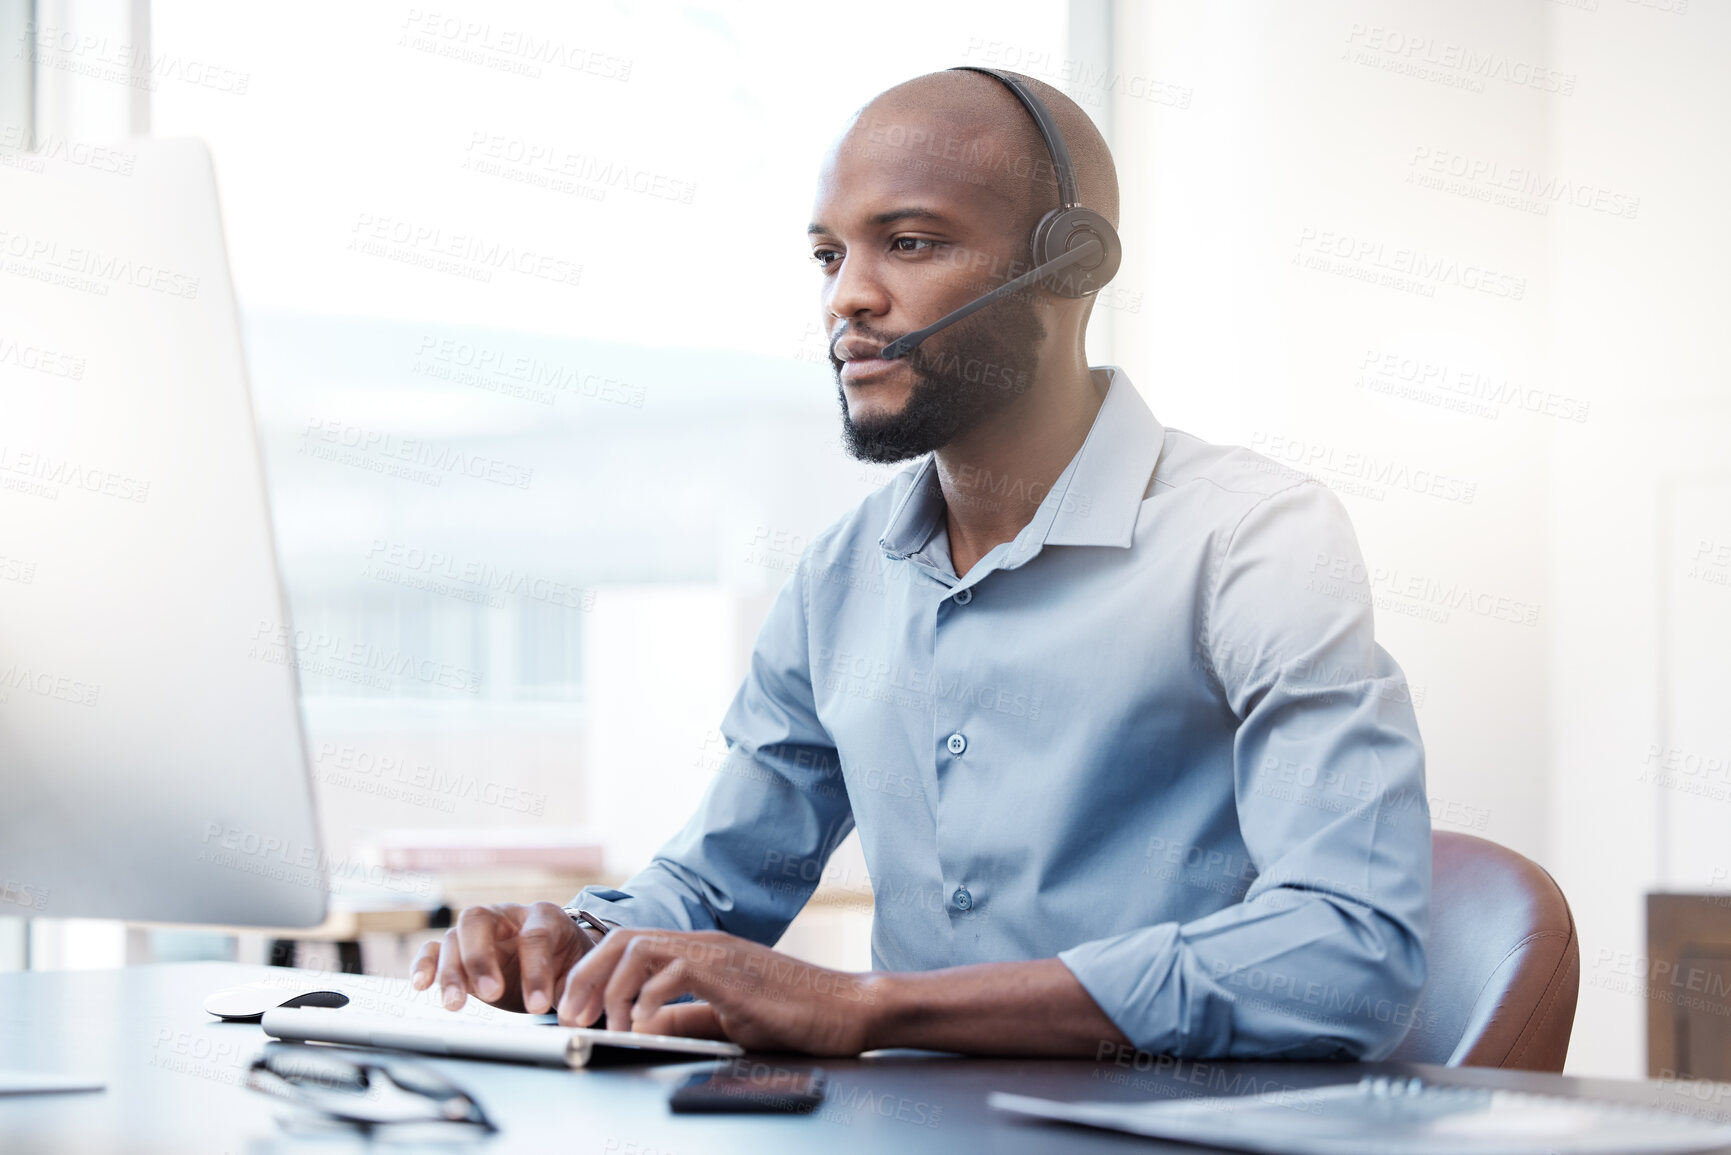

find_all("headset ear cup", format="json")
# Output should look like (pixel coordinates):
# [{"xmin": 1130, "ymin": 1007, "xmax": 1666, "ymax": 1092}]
[{"xmin": 1030, "ymin": 207, "xmax": 1122, "ymax": 298}]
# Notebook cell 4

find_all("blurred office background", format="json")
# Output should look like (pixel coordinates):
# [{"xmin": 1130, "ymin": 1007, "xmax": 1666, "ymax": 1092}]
[{"xmin": 1, "ymin": 0, "xmax": 1727, "ymax": 1081}]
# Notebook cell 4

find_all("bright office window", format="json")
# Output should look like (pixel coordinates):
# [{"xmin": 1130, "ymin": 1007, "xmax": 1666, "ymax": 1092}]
[{"xmin": 147, "ymin": 1, "xmax": 1075, "ymax": 868}]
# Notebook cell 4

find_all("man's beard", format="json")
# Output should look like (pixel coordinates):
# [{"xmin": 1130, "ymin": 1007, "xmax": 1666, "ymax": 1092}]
[{"xmin": 831, "ymin": 291, "xmax": 1045, "ymax": 464}]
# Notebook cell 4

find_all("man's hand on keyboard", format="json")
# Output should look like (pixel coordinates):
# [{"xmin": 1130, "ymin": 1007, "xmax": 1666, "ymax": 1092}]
[
  {"xmin": 556, "ymin": 928, "xmax": 879, "ymax": 1055},
  {"xmin": 410, "ymin": 901, "xmax": 602, "ymax": 1014}
]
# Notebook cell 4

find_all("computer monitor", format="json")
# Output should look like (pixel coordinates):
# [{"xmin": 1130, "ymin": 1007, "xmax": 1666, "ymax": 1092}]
[{"xmin": 0, "ymin": 138, "xmax": 325, "ymax": 928}]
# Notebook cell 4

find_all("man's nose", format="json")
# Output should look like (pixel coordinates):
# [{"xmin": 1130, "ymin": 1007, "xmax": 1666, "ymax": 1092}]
[{"xmin": 825, "ymin": 252, "xmax": 891, "ymax": 323}]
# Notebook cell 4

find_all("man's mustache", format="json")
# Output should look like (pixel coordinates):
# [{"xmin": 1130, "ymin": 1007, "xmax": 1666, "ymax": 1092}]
[{"xmin": 827, "ymin": 323, "xmax": 908, "ymax": 366}]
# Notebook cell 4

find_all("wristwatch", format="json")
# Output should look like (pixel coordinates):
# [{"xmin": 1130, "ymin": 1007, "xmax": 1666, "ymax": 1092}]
[{"xmin": 563, "ymin": 908, "xmax": 613, "ymax": 943}]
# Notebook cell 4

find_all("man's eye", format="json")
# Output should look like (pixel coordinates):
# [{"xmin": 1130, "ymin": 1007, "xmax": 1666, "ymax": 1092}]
[
  {"xmin": 812, "ymin": 248, "xmax": 842, "ymax": 268},
  {"xmin": 892, "ymin": 237, "xmax": 937, "ymax": 254}
]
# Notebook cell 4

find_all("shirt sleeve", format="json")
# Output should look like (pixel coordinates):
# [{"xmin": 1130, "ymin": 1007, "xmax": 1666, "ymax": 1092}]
[
  {"xmin": 1057, "ymin": 479, "xmax": 1431, "ymax": 1060},
  {"xmin": 572, "ymin": 552, "xmax": 855, "ymax": 946}
]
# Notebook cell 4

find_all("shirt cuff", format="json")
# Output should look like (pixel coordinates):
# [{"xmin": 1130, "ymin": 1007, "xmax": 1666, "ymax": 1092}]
[{"xmin": 1058, "ymin": 923, "xmax": 1231, "ymax": 1057}]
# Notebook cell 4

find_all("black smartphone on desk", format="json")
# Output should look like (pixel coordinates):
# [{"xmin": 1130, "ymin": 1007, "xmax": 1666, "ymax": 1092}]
[{"xmin": 669, "ymin": 1064, "xmax": 827, "ymax": 1114}]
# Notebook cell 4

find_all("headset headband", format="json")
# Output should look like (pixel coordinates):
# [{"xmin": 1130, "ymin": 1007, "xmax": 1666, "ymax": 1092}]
[{"xmin": 948, "ymin": 66, "xmax": 1081, "ymax": 209}]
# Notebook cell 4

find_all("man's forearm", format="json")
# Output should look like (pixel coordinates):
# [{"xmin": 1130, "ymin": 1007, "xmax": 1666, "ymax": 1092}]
[{"xmin": 862, "ymin": 957, "xmax": 1129, "ymax": 1056}]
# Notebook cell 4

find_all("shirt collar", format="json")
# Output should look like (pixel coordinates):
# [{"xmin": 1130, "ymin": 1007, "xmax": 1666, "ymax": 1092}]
[{"xmin": 878, "ymin": 366, "xmax": 1164, "ymax": 567}]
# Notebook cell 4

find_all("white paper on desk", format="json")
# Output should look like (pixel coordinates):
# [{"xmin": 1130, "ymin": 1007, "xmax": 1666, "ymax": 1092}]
[
  {"xmin": 989, "ymin": 1082, "xmax": 1731, "ymax": 1155},
  {"xmin": 261, "ymin": 1007, "xmax": 743, "ymax": 1068},
  {"xmin": 0, "ymin": 1070, "xmax": 105, "ymax": 1096}
]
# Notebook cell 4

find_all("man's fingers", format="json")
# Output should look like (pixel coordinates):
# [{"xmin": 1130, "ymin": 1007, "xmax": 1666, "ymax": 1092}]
[
  {"xmin": 410, "ymin": 940, "xmax": 440, "ymax": 991},
  {"xmin": 433, "ymin": 928, "xmax": 468, "ymax": 1010},
  {"xmin": 557, "ymin": 930, "xmax": 631, "ymax": 1027},
  {"xmin": 603, "ymin": 936, "xmax": 667, "ymax": 1031},
  {"xmin": 517, "ymin": 902, "xmax": 578, "ymax": 1015},
  {"xmin": 640, "ymin": 1000, "xmax": 728, "ymax": 1041},
  {"xmin": 454, "ymin": 905, "xmax": 513, "ymax": 1004},
  {"xmin": 630, "ymin": 960, "xmax": 694, "ymax": 1030}
]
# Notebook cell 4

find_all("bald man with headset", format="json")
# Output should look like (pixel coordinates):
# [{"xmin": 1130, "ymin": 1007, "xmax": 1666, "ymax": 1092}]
[{"xmin": 412, "ymin": 68, "xmax": 1431, "ymax": 1061}]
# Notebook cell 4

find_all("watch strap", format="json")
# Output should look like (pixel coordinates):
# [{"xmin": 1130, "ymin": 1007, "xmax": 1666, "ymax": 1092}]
[{"xmin": 564, "ymin": 908, "xmax": 613, "ymax": 942}]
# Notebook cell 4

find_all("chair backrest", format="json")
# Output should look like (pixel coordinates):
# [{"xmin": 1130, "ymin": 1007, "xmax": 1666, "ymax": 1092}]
[{"xmin": 1388, "ymin": 832, "xmax": 1580, "ymax": 1071}]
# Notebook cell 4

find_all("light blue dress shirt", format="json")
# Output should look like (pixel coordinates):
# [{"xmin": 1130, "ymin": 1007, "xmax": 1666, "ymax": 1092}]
[{"xmin": 577, "ymin": 368, "xmax": 1430, "ymax": 1060}]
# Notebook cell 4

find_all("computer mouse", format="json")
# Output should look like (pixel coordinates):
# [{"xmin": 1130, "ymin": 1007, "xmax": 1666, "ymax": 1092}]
[{"xmin": 203, "ymin": 980, "xmax": 350, "ymax": 1022}]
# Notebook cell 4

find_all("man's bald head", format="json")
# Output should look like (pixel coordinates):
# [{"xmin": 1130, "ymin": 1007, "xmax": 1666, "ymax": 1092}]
[{"xmin": 845, "ymin": 69, "xmax": 1118, "ymax": 240}]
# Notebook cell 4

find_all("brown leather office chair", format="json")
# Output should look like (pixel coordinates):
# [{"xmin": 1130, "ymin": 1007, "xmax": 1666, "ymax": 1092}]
[{"xmin": 1387, "ymin": 832, "xmax": 1580, "ymax": 1071}]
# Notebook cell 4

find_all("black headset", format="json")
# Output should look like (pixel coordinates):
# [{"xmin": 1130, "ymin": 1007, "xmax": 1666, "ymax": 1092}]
[{"xmin": 877, "ymin": 66, "xmax": 1122, "ymax": 361}]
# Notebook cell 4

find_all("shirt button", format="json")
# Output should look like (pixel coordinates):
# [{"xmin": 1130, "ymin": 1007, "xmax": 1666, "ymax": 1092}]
[
  {"xmin": 953, "ymin": 587, "xmax": 973, "ymax": 605},
  {"xmin": 952, "ymin": 887, "xmax": 973, "ymax": 911},
  {"xmin": 946, "ymin": 733, "xmax": 967, "ymax": 756}
]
